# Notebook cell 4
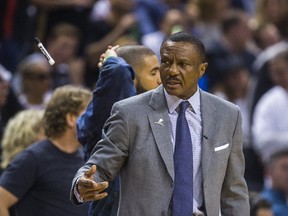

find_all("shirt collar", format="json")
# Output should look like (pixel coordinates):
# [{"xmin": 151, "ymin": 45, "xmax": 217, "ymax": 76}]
[{"xmin": 164, "ymin": 87, "xmax": 200, "ymax": 114}]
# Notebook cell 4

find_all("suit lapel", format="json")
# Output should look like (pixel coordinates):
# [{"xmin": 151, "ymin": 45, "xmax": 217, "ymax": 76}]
[
  {"xmin": 148, "ymin": 86, "xmax": 174, "ymax": 180},
  {"xmin": 200, "ymin": 90, "xmax": 218, "ymax": 185},
  {"xmin": 146, "ymin": 88, "xmax": 219, "ymax": 183}
]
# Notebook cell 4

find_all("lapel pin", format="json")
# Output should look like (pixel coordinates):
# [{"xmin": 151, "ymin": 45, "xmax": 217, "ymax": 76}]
[{"xmin": 155, "ymin": 119, "xmax": 164, "ymax": 126}]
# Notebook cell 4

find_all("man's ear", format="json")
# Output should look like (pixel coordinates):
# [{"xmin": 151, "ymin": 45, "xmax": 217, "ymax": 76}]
[
  {"xmin": 199, "ymin": 62, "xmax": 208, "ymax": 78},
  {"xmin": 66, "ymin": 113, "xmax": 77, "ymax": 128},
  {"xmin": 133, "ymin": 78, "xmax": 138, "ymax": 89}
]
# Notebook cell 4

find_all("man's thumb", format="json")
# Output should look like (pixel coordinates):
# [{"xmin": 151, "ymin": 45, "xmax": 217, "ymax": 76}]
[{"xmin": 84, "ymin": 165, "xmax": 97, "ymax": 179}]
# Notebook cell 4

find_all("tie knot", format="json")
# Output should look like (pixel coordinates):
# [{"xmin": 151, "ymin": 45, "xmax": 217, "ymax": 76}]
[{"xmin": 179, "ymin": 101, "xmax": 190, "ymax": 113}]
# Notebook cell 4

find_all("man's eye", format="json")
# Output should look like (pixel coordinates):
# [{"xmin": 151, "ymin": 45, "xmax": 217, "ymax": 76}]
[
  {"xmin": 161, "ymin": 61, "xmax": 170, "ymax": 65},
  {"xmin": 179, "ymin": 62, "xmax": 187, "ymax": 67}
]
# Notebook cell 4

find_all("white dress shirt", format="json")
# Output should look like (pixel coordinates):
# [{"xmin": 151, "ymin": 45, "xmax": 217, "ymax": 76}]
[
  {"xmin": 164, "ymin": 87, "xmax": 204, "ymax": 214},
  {"xmin": 252, "ymin": 86, "xmax": 288, "ymax": 162}
]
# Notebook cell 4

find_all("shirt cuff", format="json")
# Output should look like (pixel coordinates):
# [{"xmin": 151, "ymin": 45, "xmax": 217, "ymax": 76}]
[{"xmin": 73, "ymin": 178, "xmax": 84, "ymax": 203}]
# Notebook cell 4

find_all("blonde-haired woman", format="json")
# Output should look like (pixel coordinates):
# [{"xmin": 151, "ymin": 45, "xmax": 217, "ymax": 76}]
[{"xmin": 1, "ymin": 109, "xmax": 45, "ymax": 170}]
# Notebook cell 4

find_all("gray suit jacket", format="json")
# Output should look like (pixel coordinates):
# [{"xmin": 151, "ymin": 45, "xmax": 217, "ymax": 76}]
[{"xmin": 71, "ymin": 85, "xmax": 249, "ymax": 216}]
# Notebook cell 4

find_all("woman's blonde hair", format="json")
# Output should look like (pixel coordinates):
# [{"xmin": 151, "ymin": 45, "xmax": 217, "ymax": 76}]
[{"xmin": 1, "ymin": 109, "xmax": 45, "ymax": 169}]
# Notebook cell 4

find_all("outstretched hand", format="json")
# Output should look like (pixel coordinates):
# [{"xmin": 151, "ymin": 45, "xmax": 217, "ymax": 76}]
[
  {"xmin": 98, "ymin": 45, "xmax": 119, "ymax": 68},
  {"xmin": 77, "ymin": 165, "xmax": 109, "ymax": 201}
]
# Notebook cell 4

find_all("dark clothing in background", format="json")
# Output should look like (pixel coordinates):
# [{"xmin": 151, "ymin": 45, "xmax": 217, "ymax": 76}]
[
  {"xmin": 77, "ymin": 56, "xmax": 135, "ymax": 215},
  {"xmin": 0, "ymin": 139, "xmax": 88, "ymax": 216}
]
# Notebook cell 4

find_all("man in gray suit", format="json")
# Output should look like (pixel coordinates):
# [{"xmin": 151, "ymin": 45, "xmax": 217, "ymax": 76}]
[{"xmin": 71, "ymin": 32, "xmax": 249, "ymax": 215}]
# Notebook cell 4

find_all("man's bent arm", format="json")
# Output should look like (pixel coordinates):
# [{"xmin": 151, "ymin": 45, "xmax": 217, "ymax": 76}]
[{"xmin": 0, "ymin": 186, "xmax": 18, "ymax": 216}]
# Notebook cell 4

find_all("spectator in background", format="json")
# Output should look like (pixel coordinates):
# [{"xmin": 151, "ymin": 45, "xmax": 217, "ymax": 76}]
[
  {"xmin": 261, "ymin": 150, "xmax": 288, "ymax": 216},
  {"xmin": 0, "ymin": 0, "xmax": 38, "ymax": 73},
  {"xmin": 31, "ymin": 0, "xmax": 94, "ymax": 50},
  {"xmin": 249, "ymin": 191, "xmax": 273, "ymax": 216},
  {"xmin": 0, "ymin": 65, "xmax": 12, "ymax": 141},
  {"xmin": 79, "ymin": 44, "xmax": 161, "ymax": 160},
  {"xmin": 249, "ymin": 29, "xmax": 287, "ymax": 119},
  {"xmin": 191, "ymin": 0, "xmax": 230, "ymax": 49},
  {"xmin": 0, "ymin": 85, "xmax": 91, "ymax": 216},
  {"xmin": 12, "ymin": 53, "xmax": 53, "ymax": 110},
  {"xmin": 0, "ymin": 109, "xmax": 45, "ymax": 175},
  {"xmin": 254, "ymin": 0, "xmax": 288, "ymax": 38},
  {"xmin": 45, "ymin": 23, "xmax": 85, "ymax": 88},
  {"xmin": 252, "ymin": 50, "xmax": 288, "ymax": 162},
  {"xmin": 252, "ymin": 23, "xmax": 282, "ymax": 51},
  {"xmin": 0, "ymin": 109, "xmax": 43, "ymax": 216},
  {"xmin": 0, "ymin": 65, "xmax": 22, "ymax": 146},
  {"xmin": 84, "ymin": 0, "xmax": 139, "ymax": 88},
  {"xmin": 141, "ymin": 8, "xmax": 187, "ymax": 60},
  {"xmin": 77, "ymin": 44, "xmax": 160, "ymax": 215},
  {"xmin": 231, "ymin": 0, "xmax": 256, "ymax": 15},
  {"xmin": 211, "ymin": 56, "xmax": 264, "ymax": 192},
  {"xmin": 211, "ymin": 57, "xmax": 253, "ymax": 147},
  {"xmin": 205, "ymin": 9, "xmax": 256, "ymax": 91},
  {"xmin": 136, "ymin": 0, "xmax": 187, "ymax": 36}
]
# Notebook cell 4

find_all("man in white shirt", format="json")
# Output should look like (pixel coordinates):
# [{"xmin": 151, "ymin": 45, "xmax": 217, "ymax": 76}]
[{"xmin": 253, "ymin": 50, "xmax": 288, "ymax": 162}]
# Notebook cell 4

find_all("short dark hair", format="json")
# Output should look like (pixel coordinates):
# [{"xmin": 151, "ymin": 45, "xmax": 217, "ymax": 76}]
[
  {"xmin": 160, "ymin": 31, "xmax": 206, "ymax": 62},
  {"xmin": 249, "ymin": 192, "xmax": 272, "ymax": 216},
  {"xmin": 267, "ymin": 149, "xmax": 288, "ymax": 166},
  {"xmin": 221, "ymin": 10, "xmax": 244, "ymax": 34},
  {"xmin": 115, "ymin": 45, "xmax": 156, "ymax": 74},
  {"xmin": 48, "ymin": 22, "xmax": 81, "ymax": 42}
]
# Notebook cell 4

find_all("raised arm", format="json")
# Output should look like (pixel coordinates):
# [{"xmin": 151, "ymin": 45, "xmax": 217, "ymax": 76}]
[{"xmin": 77, "ymin": 46, "xmax": 136, "ymax": 160}]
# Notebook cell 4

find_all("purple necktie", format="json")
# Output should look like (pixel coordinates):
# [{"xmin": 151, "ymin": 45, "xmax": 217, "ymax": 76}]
[{"xmin": 172, "ymin": 101, "xmax": 193, "ymax": 215}]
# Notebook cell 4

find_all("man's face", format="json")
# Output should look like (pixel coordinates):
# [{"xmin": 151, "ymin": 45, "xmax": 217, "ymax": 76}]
[
  {"xmin": 160, "ymin": 41, "xmax": 207, "ymax": 99},
  {"xmin": 23, "ymin": 63, "xmax": 52, "ymax": 95},
  {"xmin": 48, "ymin": 35, "xmax": 78, "ymax": 63},
  {"xmin": 135, "ymin": 55, "xmax": 161, "ymax": 94}
]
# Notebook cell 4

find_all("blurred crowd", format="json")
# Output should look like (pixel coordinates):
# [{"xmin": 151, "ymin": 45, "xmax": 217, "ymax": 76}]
[{"xmin": 1, "ymin": 0, "xmax": 288, "ymax": 215}]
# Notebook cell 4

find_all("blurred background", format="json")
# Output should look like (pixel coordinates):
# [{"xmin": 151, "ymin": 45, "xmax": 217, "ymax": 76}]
[{"xmin": 1, "ymin": 0, "xmax": 288, "ymax": 215}]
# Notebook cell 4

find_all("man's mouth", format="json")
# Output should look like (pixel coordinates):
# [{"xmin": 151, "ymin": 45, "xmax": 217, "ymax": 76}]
[{"xmin": 166, "ymin": 79, "xmax": 181, "ymax": 87}]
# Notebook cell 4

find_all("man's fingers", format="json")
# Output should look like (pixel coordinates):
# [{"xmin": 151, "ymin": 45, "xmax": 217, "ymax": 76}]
[
  {"xmin": 98, "ymin": 62, "xmax": 103, "ymax": 68},
  {"xmin": 94, "ymin": 181, "xmax": 109, "ymax": 192},
  {"xmin": 82, "ymin": 192, "xmax": 108, "ymax": 201},
  {"xmin": 78, "ymin": 177, "xmax": 109, "ymax": 192},
  {"xmin": 78, "ymin": 178, "xmax": 95, "ymax": 187},
  {"xmin": 100, "ymin": 53, "xmax": 105, "ymax": 58},
  {"xmin": 110, "ymin": 45, "xmax": 119, "ymax": 51},
  {"xmin": 77, "ymin": 165, "xmax": 109, "ymax": 202},
  {"xmin": 104, "ymin": 45, "xmax": 119, "ymax": 59},
  {"xmin": 80, "ymin": 180, "xmax": 108, "ymax": 191},
  {"xmin": 78, "ymin": 180, "xmax": 109, "ymax": 201},
  {"xmin": 84, "ymin": 165, "xmax": 97, "ymax": 179}
]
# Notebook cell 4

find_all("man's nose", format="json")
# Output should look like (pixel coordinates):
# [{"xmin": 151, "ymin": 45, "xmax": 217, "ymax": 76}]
[
  {"xmin": 168, "ymin": 62, "xmax": 179, "ymax": 76},
  {"xmin": 156, "ymin": 73, "xmax": 161, "ymax": 85}
]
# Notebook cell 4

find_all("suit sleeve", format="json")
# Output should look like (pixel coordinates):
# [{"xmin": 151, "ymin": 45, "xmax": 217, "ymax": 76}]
[
  {"xmin": 221, "ymin": 107, "xmax": 250, "ymax": 215},
  {"xmin": 76, "ymin": 57, "xmax": 136, "ymax": 161},
  {"xmin": 70, "ymin": 102, "xmax": 129, "ymax": 205}
]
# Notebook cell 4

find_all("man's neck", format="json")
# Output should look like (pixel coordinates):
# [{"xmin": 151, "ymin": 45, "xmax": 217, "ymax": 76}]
[{"xmin": 50, "ymin": 131, "xmax": 80, "ymax": 154}]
